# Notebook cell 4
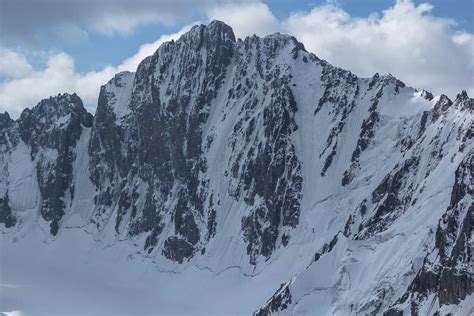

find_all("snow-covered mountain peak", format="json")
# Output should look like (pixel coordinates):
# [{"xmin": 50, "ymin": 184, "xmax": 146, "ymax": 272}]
[
  {"xmin": 1, "ymin": 21, "xmax": 472, "ymax": 316},
  {"xmin": 0, "ymin": 111, "xmax": 13, "ymax": 129},
  {"xmin": 178, "ymin": 20, "xmax": 236, "ymax": 48},
  {"xmin": 18, "ymin": 92, "xmax": 93, "ymax": 130},
  {"xmin": 454, "ymin": 89, "xmax": 473, "ymax": 110},
  {"xmin": 418, "ymin": 89, "xmax": 434, "ymax": 101},
  {"xmin": 101, "ymin": 71, "xmax": 135, "ymax": 122}
]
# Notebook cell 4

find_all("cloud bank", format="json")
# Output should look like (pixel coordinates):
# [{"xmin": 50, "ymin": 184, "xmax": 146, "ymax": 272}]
[
  {"xmin": 0, "ymin": 0, "xmax": 237, "ymax": 44},
  {"xmin": 0, "ymin": 0, "xmax": 472, "ymax": 117},
  {"xmin": 211, "ymin": 0, "xmax": 474, "ymax": 98},
  {"xmin": 0, "ymin": 26, "xmax": 194, "ymax": 116}
]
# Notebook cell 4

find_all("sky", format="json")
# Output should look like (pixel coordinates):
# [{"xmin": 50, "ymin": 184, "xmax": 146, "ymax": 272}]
[{"xmin": 0, "ymin": 0, "xmax": 473, "ymax": 117}]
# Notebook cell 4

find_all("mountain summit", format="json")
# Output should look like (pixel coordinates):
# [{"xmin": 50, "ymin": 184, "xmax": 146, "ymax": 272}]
[{"xmin": 1, "ymin": 21, "xmax": 472, "ymax": 315}]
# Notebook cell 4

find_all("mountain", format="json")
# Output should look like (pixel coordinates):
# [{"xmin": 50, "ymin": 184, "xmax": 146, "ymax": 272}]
[{"xmin": 0, "ymin": 21, "xmax": 472, "ymax": 315}]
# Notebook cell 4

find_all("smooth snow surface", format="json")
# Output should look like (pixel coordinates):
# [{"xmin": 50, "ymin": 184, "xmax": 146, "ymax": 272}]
[{"xmin": 1, "ymin": 228, "xmax": 289, "ymax": 316}]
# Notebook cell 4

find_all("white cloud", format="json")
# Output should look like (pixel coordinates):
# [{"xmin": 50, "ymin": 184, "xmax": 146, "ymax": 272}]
[
  {"xmin": 0, "ymin": 51, "xmax": 112, "ymax": 116},
  {"xmin": 0, "ymin": 25, "xmax": 194, "ymax": 117},
  {"xmin": 116, "ymin": 23, "xmax": 196, "ymax": 72},
  {"xmin": 0, "ymin": 48, "xmax": 34, "ymax": 79},
  {"xmin": 207, "ymin": 2, "xmax": 280, "ymax": 38},
  {"xmin": 282, "ymin": 0, "xmax": 474, "ymax": 98},
  {"xmin": 0, "ymin": 0, "xmax": 237, "ymax": 44},
  {"xmin": 1, "ymin": 0, "xmax": 472, "ymax": 117},
  {"xmin": 205, "ymin": 0, "xmax": 473, "ymax": 98},
  {"xmin": 208, "ymin": 0, "xmax": 474, "ymax": 97}
]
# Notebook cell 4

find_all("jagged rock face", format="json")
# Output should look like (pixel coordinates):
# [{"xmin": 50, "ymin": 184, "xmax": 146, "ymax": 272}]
[
  {"xmin": 1, "ymin": 21, "xmax": 472, "ymax": 315},
  {"xmin": 89, "ymin": 22, "xmax": 237, "ymax": 262},
  {"xmin": 255, "ymin": 281, "xmax": 293, "ymax": 316},
  {"xmin": 354, "ymin": 154, "xmax": 420, "ymax": 238},
  {"xmin": 342, "ymin": 74, "xmax": 406, "ymax": 186},
  {"xmin": 226, "ymin": 35, "xmax": 303, "ymax": 263},
  {"xmin": 21, "ymin": 94, "xmax": 93, "ymax": 235},
  {"xmin": 0, "ymin": 112, "xmax": 15, "ymax": 228},
  {"xmin": 88, "ymin": 22, "xmax": 307, "ymax": 264},
  {"xmin": 0, "ymin": 192, "xmax": 15, "ymax": 228},
  {"xmin": 0, "ymin": 94, "xmax": 92, "ymax": 235},
  {"xmin": 254, "ymin": 90, "xmax": 472, "ymax": 315},
  {"xmin": 385, "ymin": 150, "xmax": 473, "ymax": 315}
]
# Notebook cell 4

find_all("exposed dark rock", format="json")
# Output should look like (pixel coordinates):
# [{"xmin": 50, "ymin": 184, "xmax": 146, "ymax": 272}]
[
  {"xmin": 162, "ymin": 236, "xmax": 195, "ymax": 264},
  {"xmin": 342, "ymin": 85, "xmax": 383, "ymax": 186},
  {"xmin": 313, "ymin": 232, "xmax": 340, "ymax": 262},
  {"xmin": 383, "ymin": 309, "xmax": 403, "ymax": 316},
  {"xmin": 432, "ymin": 94, "xmax": 453, "ymax": 121},
  {"xmin": 236, "ymin": 71, "xmax": 302, "ymax": 264},
  {"xmin": 319, "ymin": 74, "xmax": 359, "ymax": 176},
  {"xmin": 213, "ymin": 33, "xmax": 306, "ymax": 264},
  {"xmin": 314, "ymin": 64, "xmax": 358, "ymax": 116},
  {"xmin": 386, "ymin": 151, "xmax": 473, "ymax": 313},
  {"xmin": 358, "ymin": 156, "xmax": 419, "ymax": 238},
  {"xmin": 454, "ymin": 90, "xmax": 473, "ymax": 112},
  {"xmin": 0, "ymin": 112, "xmax": 13, "ymax": 130},
  {"xmin": 89, "ymin": 21, "xmax": 236, "ymax": 261},
  {"xmin": 0, "ymin": 193, "xmax": 15, "ymax": 228},
  {"xmin": 0, "ymin": 112, "xmax": 14, "ymax": 150},
  {"xmin": 254, "ymin": 282, "xmax": 292, "ymax": 316},
  {"xmin": 17, "ymin": 93, "xmax": 91, "ymax": 235},
  {"xmin": 420, "ymin": 89, "xmax": 434, "ymax": 101}
]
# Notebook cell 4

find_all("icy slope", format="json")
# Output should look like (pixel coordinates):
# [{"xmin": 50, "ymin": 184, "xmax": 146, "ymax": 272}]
[
  {"xmin": 1, "ymin": 21, "xmax": 472, "ymax": 315},
  {"xmin": 255, "ymin": 93, "xmax": 473, "ymax": 315}
]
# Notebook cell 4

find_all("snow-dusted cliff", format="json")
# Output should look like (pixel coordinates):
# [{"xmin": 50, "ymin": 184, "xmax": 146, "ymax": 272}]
[{"xmin": 1, "ymin": 21, "xmax": 472, "ymax": 315}]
